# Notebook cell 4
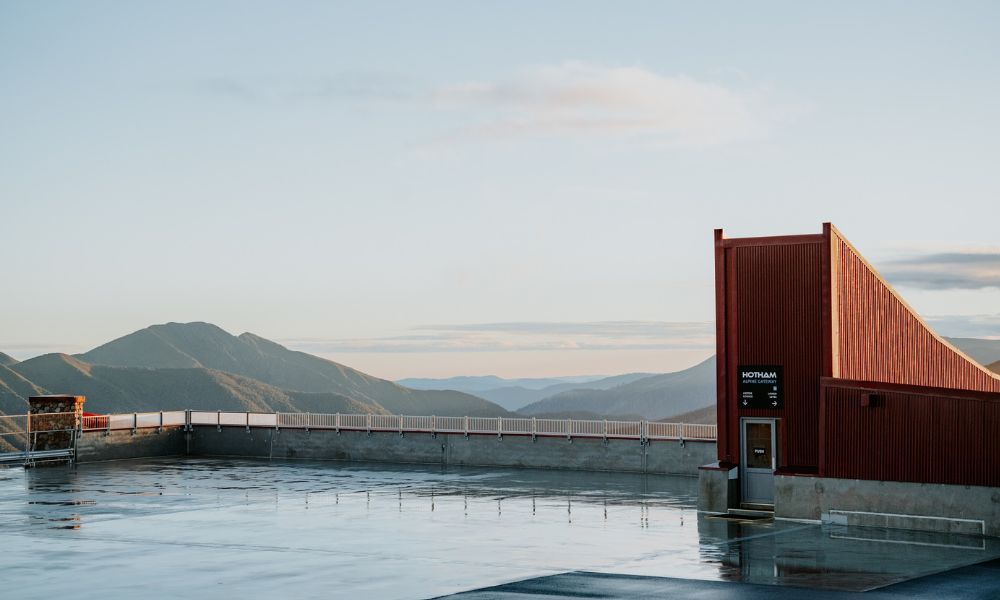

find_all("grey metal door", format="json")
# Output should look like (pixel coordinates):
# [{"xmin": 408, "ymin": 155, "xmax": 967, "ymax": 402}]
[{"xmin": 741, "ymin": 418, "xmax": 777, "ymax": 505}]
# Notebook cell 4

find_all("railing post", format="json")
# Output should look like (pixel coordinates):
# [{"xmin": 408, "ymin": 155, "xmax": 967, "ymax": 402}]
[
  {"xmin": 217, "ymin": 410, "xmax": 221, "ymax": 432},
  {"xmin": 132, "ymin": 412, "xmax": 137, "ymax": 435},
  {"xmin": 679, "ymin": 422, "xmax": 685, "ymax": 446},
  {"xmin": 366, "ymin": 412, "xmax": 372, "ymax": 435},
  {"xmin": 305, "ymin": 412, "xmax": 310, "ymax": 432},
  {"xmin": 566, "ymin": 418, "xmax": 571, "ymax": 441},
  {"xmin": 497, "ymin": 416, "xmax": 502, "ymax": 439},
  {"xmin": 159, "ymin": 411, "xmax": 164, "ymax": 433},
  {"xmin": 185, "ymin": 410, "xmax": 191, "ymax": 432},
  {"xmin": 641, "ymin": 420, "xmax": 647, "ymax": 445},
  {"xmin": 463, "ymin": 415, "xmax": 469, "ymax": 437},
  {"xmin": 399, "ymin": 414, "xmax": 403, "ymax": 436},
  {"xmin": 246, "ymin": 411, "xmax": 250, "ymax": 433},
  {"xmin": 431, "ymin": 415, "xmax": 436, "ymax": 434},
  {"xmin": 531, "ymin": 417, "xmax": 536, "ymax": 440},
  {"xmin": 603, "ymin": 419, "xmax": 608, "ymax": 442},
  {"xmin": 335, "ymin": 412, "xmax": 340, "ymax": 433}
]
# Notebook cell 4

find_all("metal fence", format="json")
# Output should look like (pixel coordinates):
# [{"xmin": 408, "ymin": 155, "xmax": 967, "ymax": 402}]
[
  {"xmin": 78, "ymin": 410, "xmax": 716, "ymax": 441},
  {"xmin": 0, "ymin": 412, "xmax": 80, "ymax": 464}
]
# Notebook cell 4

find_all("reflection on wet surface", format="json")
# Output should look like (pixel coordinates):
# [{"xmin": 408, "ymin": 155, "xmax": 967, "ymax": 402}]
[{"xmin": 0, "ymin": 459, "xmax": 996, "ymax": 599}]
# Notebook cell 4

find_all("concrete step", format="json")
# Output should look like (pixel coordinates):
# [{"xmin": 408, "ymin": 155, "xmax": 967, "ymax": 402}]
[{"xmin": 731, "ymin": 507, "xmax": 774, "ymax": 518}]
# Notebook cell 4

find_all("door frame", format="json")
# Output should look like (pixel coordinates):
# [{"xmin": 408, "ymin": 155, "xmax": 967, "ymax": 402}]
[{"xmin": 740, "ymin": 417, "xmax": 778, "ymax": 505}]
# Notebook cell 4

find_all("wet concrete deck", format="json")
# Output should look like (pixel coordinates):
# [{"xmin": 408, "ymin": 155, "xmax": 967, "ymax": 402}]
[
  {"xmin": 1, "ymin": 458, "xmax": 997, "ymax": 599},
  {"xmin": 438, "ymin": 561, "xmax": 1000, "ymax": 599}
]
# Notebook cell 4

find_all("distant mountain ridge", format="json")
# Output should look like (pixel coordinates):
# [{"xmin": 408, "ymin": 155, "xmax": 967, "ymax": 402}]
[
  {"xmin": 0, "ymin": 322, "xmax": 509, "ymax": 418},
  {"xmin": 398, "ymin": 374, "xmax": 606, "ymax": 393},
  {"xmin": 400, "ymin": 372, "xmax": 657, "ymax": 411},
  {"xmin": 518, "ymin": 357, "xmax": 716, "ymax": 421},
  {"xmin": 76, "ymin": 322, "xmax": 508, "ymax": 416},
  {"xmin": 8, "ymin": 353, "xmax": 375, "ymax": 415},
  {"xmin": 0, "ymin": 352, "xmax": 18, "ymax": 367}
]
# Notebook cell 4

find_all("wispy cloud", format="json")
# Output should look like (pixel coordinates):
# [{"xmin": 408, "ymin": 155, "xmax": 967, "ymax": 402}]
[
  {"xmin": 191, "ymin": 71, "xmax": 415, "ymax": 104},
  {"xmin": 882, "ymin": 251, "xmax": 1000, "ymax": 290},
  {"xmin": 282, "ymin": 320, "xmax": 715, "ymax": 354},
  {"xmin": 430, "ymin": 62, "xmax": 776, "ymax": 147},
  {"xmin": 189, "ymin": 63, "xmax": 784, "ymax": 148}
]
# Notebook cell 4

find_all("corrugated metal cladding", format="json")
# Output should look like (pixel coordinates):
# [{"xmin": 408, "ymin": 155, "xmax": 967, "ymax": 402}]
[
  {"xmin": 714, "ymin": 223, "xmax": 1000, "ymax": 479},
  {"xmin": 821, "ymin": 379, "xmax": 1000, "ymax": 487},
  {"xmin": 832, "ymin": 232, "xmax": 1000, "ymax": 393},
  {"xmin": 716, "ymin": 236, "xmax": 825, "ymax": 469}
]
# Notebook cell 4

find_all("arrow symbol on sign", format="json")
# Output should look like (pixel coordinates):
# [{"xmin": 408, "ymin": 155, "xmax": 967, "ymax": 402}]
[
  {"xmin": 742, "ymin": 400, "xmax": 748, "ymax": 406},
  {"xmin": 772, "ymin": 400, "xmax": 778, "ymax": 407}
]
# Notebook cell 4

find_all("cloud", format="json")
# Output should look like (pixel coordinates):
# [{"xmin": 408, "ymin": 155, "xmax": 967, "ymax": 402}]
[
  {"xmin": 192, "ymin": 72, "xmax": 414, "ymax": 103},
  {"xmin": 882, "ymin": 251, "xmax": 1000, "ymax": 290},
  {"xmin": 282, "ymin": 320, "xmax": 715, "ymax": 354},
  {"xmin": 925, "ymin": 314, "xmax": 1000, "ymax": 339},
  {"xmin": 430, "ymin": 62, "xmax": 773, "ymax": 147}
]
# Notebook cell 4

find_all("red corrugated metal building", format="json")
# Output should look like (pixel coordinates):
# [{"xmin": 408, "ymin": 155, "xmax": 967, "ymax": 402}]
[{"xmin": 704, "ymin": 223, "xmax": 1000, "ymax": 522}]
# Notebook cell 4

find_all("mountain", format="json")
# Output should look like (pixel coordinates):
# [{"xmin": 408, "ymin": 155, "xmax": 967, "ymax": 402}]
[
  {"xmin": 75, "ymin": 322, "xmax": 508, "ymax": 417},
  {"xmin": 0, "ymin": 364, "xmax": 45, "ymax": 415},
  {"xmin": 400, "ymin": 372, "xmax": 657, "ymax": 411},
  {"xmin": 8, "ymin": 353, "xmax": 381, "ymax": 415},
  {"xmin": 660, "ymin": 404, "xmax": 716, "ymax": 425},
  {"xmin": 946, "ymin": 337, "xmax": 1000, "ymax": 368},
  {"xmin": 398, "ymin": 375, "xmax": 605, "ymax": 393},
  {"xmin": 0, "ymin": 352, "xmax": 18, "ymax": 367},
  {"xmin": 518, "ymin": 356, "xmax": 716, "ymax": 421}
]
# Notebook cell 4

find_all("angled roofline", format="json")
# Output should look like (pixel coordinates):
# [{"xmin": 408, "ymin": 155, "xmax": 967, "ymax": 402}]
[{"xmin": 827, "ymin": 222, "xmax": 1000, "ymax": 384}]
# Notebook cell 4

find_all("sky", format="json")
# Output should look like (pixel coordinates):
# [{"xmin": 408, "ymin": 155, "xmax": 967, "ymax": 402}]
[{"xmin": 2, "ymin": 1, "xmax": 999, "ymax": 379}]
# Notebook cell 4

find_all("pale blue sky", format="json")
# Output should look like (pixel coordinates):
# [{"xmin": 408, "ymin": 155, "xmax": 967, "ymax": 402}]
[{"xmin": 2, "ymin": 1, "xmax": 999, "ymax": 377}]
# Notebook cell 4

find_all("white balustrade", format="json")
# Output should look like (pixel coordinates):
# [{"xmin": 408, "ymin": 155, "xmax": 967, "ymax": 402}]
[{"xmin": 76, "ymin": 410, "xmax": 716, "ymax": 441}]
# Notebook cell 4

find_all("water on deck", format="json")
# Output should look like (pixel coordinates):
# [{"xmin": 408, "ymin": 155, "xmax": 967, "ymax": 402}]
[{"xmin": 0, "ymin": 458, "xmax": 996, "ymax": 599}]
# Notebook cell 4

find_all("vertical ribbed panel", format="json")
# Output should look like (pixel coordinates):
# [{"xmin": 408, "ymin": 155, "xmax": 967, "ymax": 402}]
[
  {"xmin": 726, "ymin": 241, "xmax": 825, "ymax": 469},
  {"xmin": 833, "ymin": 233, "xmax": 1000, "ymax": 392},
  {"xmin": 821, "ymin": 379, "xmax": 1000, "ymax": 486}
]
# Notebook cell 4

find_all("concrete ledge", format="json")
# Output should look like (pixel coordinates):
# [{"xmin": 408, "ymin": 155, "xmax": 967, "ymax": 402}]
[
  {"xmin": 78, "ymin": 428, "xmax": 187, "ymax": 462},
  {"xmin": 776, "ymin": 474, "xmax": 1000, "ymax": 537},
  {"xmin": 826, "ymin": 509, "xmax": 984, "ymax": 536},
  {"xmin": 180, "ymin": 426, "xmax": 716, "ymax": 476}
]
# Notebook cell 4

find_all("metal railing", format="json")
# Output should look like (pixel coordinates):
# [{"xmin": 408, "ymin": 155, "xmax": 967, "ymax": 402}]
[
  {"xmin": 82, "ymin": 411, "xmax": 187, "ymax": 432},
  {"xmin": 0, "ymin": 412, "xmax": 80, "ymax": 464},
  {"xmin": 78, "ymin": 410, "xmax": 717, "ymax": 441}
]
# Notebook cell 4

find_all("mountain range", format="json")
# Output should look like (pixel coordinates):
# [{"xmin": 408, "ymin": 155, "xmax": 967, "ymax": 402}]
[
  {"xmin": 400, "ymin": 372, "xmax": 657, "ymax": 411},
  {"xmin": 2, "ymin": 325, "xmax": 998, "ymax": 426},
  {"xmin": 519, "ymin": 356, "xmax": 716, "ymax": 421},
  {"xmin": 0, "ymin": 322, "xmax": 510, "ymax": 417}
]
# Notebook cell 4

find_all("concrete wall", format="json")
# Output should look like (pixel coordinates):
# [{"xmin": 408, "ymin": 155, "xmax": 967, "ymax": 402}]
[
  {"xmin": 80, "ymin": 426, "xmax": 716, "ymax": 476},
  {"xmin": 776, "ymin": 474, "xmax": 1000, "ymax": 537},
  {"xmin": 78, "ymin": 427, "xmax": 187, "ymax": 462}
]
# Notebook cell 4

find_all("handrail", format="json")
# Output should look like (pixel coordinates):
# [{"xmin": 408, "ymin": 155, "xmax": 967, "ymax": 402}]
[{"xmin": 76, "ymin": 410, "xmax": 717, "ymax": 441}]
